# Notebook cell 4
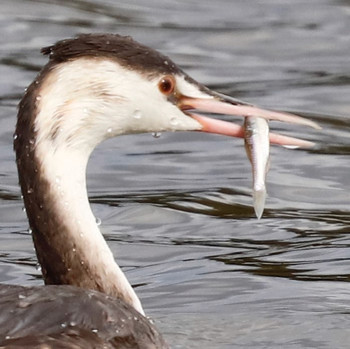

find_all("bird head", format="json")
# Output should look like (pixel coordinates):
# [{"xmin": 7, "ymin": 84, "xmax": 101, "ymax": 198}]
[{"xmin": 23, "ymin": 33, "xmax": 318, "ymax": 156}]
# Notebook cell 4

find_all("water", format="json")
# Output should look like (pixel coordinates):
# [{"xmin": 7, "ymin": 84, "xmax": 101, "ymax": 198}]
[{"xmin": 0, "ymin": 0, "xmax": 349, "ymax": 347}]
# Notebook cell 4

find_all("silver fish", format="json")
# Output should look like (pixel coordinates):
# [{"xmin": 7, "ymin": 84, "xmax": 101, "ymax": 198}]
[{"xmin": 244, "ymin": 116, "xmax": 270, "ymax": 219}]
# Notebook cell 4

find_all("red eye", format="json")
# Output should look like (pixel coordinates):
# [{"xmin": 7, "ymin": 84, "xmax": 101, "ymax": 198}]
[{"xmin": 158, "ymin": 75, "xmax": 175, "ymax": 95}]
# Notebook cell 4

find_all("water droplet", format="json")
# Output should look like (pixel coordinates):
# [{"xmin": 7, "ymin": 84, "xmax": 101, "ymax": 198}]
[
  {"xmin": 72, "ymin": 248, "xmax": 76, "ymax": 252},
  {"xmin": 95, "ymin": 217, "xmax": 102, "ymax": 226},
  {"xmin": 27, "ymin": 188, "xmax": 34, "ymax": 194},
  {"xmin": 70, "ymin": 321, "xmax": 77, "ymax": 327},
  {"xmin": 146, "ymin": 316, "xmax": 155, "ymax": 324},
  {"xmin": 170, "ymin": 117, "xmax": 179, "ymax": 126},
  {"xmin": 132, "ymin": 110, "xmax": 142, "ymax": 119},
  {"xmin": 152, "ymin": 132, "xmax": 162, "ymax": 139},
  {"xmin": 107, "ymin": 127, "xmax": 112, "ymax": 133},
  {"xmin": 55, "ymin": 177, "xmax": 61, "ymax": 184},
  {"xmin": 18, "ymin": 294, "xmax": 26, "ymax": 299},
  {"xmin": 18, "ymin": 298, "xmax": 31, "ymax": 308},
  {"xmin": 164, "ymin": 60, "xmax": 169, "ymax": 65},
  {"xmin": 80, "ymin": 260, "xmax": 84, "ymax": 265},
  {"xmin": 28, "ymin": 228, "xmax": 32, "ymax": 234},
  {"xmin": 61, "ymin": 323, "xmax": 67, "ymax": 328},
  {"xmin": 35, "ymin": 95, "xmax": 41, "ymax": 101},
  {"xmin": 5, "ymin": 336, "xmax": 10, "ymax": 340},
  {"xmin": 36, "ymin": 263, "xmax": 41, "ymax": 271},
  {"xmin": 91, "ymin": 328, "xmax": 98, "ymax": 333},
  {"xmin": 22, "ymin": 207, "xmax": 26, "ymax": 213},
  {"xmin": 13, "ymin": 134, "xmax": 18, "ymax": 140},
  {"xmin": 283, "ymin": 145, "xmax": 300, "ymax": 150}
]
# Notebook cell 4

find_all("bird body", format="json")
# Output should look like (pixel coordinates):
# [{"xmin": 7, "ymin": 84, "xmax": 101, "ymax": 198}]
[{"xmin": 0, "ymin": 285, "xmax": 167, "ymax": 348}]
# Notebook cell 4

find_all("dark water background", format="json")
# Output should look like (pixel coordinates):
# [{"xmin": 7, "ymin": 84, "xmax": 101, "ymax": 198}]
[{"xmin": 0, "ymin": 0, "xmax": 349, "ymax": 348}]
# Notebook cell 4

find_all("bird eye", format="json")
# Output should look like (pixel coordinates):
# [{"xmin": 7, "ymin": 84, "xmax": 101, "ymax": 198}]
[{"xmin": 158, "ymin": 75, "xmax": 175, "ymax": 95}]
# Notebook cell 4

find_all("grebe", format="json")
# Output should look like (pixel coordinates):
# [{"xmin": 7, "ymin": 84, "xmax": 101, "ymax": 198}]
[{"xmin": 1, "ymin": 33, "xmax": 318, "ymax": 347}]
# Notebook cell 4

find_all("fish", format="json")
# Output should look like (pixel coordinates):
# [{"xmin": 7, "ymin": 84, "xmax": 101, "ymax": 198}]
[
  {"xmin": 244, "ymin": 116, "xmax": 270, "ymax": 219},
  {"xmin": 190, "ymin": 97, "xmax": 320, "ymax": 218}
]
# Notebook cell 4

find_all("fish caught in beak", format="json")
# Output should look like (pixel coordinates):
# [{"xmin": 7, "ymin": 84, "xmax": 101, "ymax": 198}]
[
  {"xmin": 178, "ymin": 91, "xmax": 320, "ymax": 147},
  {"xmin": 174, "ymin": 82, "xmax": 321, "ymax": 218}
]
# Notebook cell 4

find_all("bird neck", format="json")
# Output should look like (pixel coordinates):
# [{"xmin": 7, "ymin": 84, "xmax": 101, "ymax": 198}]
[{"xmin": 14, "ymin": 74, "xmax": 144, "ymax": 315}]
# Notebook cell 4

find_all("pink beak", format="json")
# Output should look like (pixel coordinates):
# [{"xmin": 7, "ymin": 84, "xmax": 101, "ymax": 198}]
[{"xmin": 179, "ymin": 95, "xmax": 320, "ymax": 148}]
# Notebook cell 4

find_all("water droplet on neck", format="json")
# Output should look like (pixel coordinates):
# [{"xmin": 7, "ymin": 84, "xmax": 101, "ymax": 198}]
[
  {"xmin": 132, "ymin": 110, "xmax": 142, "ymax": 119},
  {"xmin": 95, "ymin": 217, "xmax": 102, "ymax": 226},
  {"xmin": 170, "ymin": 117, "xmax": 179, "ymax": 126},
  {"xmin": 152, "ymin": 132, "xmax": 162, "ymax": 139},
  {"xmin": 13, "ymin": 134, "xmax": 18, "ymax": 140}
]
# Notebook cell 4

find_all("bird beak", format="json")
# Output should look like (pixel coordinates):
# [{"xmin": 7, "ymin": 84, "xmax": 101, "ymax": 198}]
[{"xmin": 178, "ymin": 92, "xmax": 320, "ymax": 148}]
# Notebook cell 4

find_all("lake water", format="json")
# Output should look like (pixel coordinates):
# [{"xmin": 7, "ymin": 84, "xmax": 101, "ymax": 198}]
[{"xmin": 0, "ymin": 0, "xmax": 349, "ymax": 348}]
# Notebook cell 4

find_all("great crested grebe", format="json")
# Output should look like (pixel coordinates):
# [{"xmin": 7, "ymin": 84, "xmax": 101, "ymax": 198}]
[{"xmin": 0, "ymin": 33, "xmax": 318, "ymax": 347}]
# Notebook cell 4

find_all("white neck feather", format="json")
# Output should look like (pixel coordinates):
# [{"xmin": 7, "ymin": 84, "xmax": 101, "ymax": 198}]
[
  {"xmin": 34, "ymin": 140, "xmax": 144, "ymax": 314},
  {"xmin": 30, "ymin": 60, "xmax": 153, "ymax": 314}
]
